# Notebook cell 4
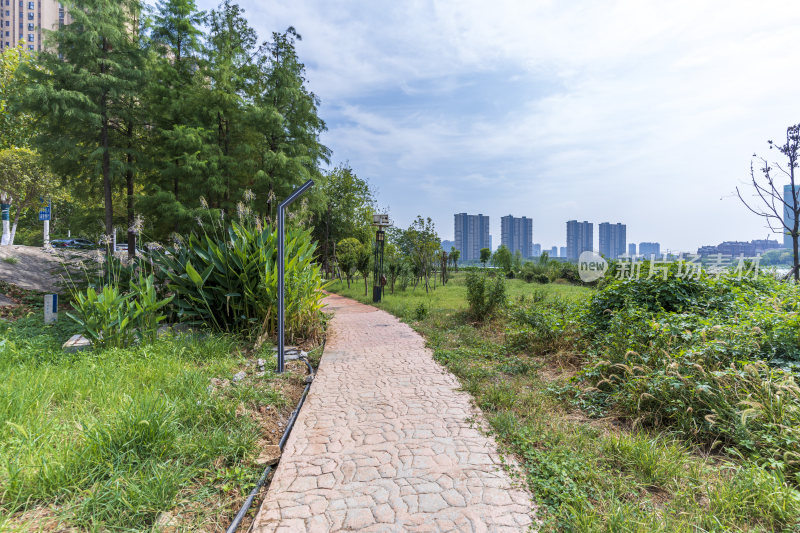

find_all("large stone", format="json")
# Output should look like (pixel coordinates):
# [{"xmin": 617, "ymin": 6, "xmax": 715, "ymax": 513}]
[{"xmin": 62, "ymin": 334, "xmax": 92, "ymax": 353}]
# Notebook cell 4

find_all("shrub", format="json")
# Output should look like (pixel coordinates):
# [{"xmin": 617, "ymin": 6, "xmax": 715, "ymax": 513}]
[
  {"xmin": 153, "ymin": 220, "xmax": 326, "ymax": 342},
  {"xmin": 67, "ymin": 273, "xmax": 172, "ymax": 349},
  {"xmin": 465, "ymin": 271, "xmax": 506, "ymax": 320}
]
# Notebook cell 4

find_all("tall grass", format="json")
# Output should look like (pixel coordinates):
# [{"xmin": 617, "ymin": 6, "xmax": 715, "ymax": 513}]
[{"xmin": 0, "ymin": 315, "xmax": 288, "ymax": 530}]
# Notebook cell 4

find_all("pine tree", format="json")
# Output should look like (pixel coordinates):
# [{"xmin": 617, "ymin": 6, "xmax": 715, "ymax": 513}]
[{"xmin": 24, "ymin": 0, "xmax": 145, "ymax": 239}]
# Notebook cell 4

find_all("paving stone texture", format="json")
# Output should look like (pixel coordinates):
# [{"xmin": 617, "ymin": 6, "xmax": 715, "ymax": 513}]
[{"xmin": 252, "ymin": 293, "xmax": 535, "ymax": 532}]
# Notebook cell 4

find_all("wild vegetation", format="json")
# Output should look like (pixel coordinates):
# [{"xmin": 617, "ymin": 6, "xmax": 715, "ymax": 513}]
[{"xmin": 330, "ymin": 267, "xmax": 800, "ymax": 531}]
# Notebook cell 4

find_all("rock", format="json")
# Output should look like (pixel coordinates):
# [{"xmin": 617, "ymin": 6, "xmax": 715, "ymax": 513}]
[
  {"xmin": 63, "ymin": 334, "xmax": 92, "ymax": 353},
  {"xmin": 208, "ymin": 378, "xmax": 230, "ymax": 393},
  {"xmin": 232, "ymin": 371, "xmax": 247, "ymax": 383},
  {"xmin": 155, "ymin": 511, "xmax": 178, "ymax": 532},
  {"xmin": 304, "ymin": 375, "xmax": 314, "ymax": 384},
  {"xmin": 255, "ymin": 445, "xmax": 282, "ymax": 466},
  {"xmin": 257, "ymin": 358, "xmax": 266, "ymax": 371},
  {"xmin": 255, "ymin": 371, "xmax": 266, "ymax": 378}
]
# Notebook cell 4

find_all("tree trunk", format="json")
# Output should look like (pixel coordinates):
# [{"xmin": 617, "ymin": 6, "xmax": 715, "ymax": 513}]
[
  {"xmin": 364, "ymin": 274, "xmax": 368, "ymax": 296},
  {"xmin": 9, "ymin": 206, "xmax": 20, "ymax": 246},
  {"xmin": 126, "ymin": 123, "xmax": 136, "ymax": 259},
  {"xmin": 101, "ymin": 38, "xmax": 113, "ymax": 239}
]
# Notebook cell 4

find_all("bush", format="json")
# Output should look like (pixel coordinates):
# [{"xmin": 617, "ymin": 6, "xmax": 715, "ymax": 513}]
[
  {"xmin": 465, "ymin": 271, "xmax": 506, "ymax": 320},
  {"xmin": 67, "ymin": 273, "xmax": 173, "ymax": 349},
  {"xmin": 153, "ymin": 220, "xmax": 326, "ymax": 342}
]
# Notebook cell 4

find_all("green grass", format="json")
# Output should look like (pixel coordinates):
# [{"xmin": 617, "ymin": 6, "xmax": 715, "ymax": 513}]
[
  {"xmin": 0, "ymin": 313, "xmax": 304, "ymax": 531},
  {"xmin": 2, "ymin": 257, "xmax": 18, "ymax": 265},
  {"xmin": 329, "ymin": 272, "xmax": 800, "ymax": 532}
]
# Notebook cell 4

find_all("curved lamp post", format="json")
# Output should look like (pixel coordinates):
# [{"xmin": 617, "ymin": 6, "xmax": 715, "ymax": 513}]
[{"xmin": 277, "ymin": 179, "xmax": 314, "ymax": 374}]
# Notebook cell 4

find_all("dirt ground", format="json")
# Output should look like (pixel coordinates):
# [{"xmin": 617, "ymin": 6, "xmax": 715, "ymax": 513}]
[{"xmin": 0, "ymin": 245, "xmax": 93, "ymax": 295}]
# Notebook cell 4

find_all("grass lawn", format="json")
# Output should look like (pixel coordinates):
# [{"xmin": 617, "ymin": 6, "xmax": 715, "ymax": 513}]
[
  {"xmin": 329, "ymin": 271, "xmax": 800, "ymax": 532},
  {"xmin": 0, "ymin": 293, "xmax": 314, "ymax": 531}
]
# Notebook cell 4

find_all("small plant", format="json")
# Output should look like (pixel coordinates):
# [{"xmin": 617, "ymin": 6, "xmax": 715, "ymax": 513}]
[
  {"xmin": 67, "ymin": 284, "xmax": 138, "ymax": 349},
  {"xmin": 2, "ymin": 256, "xmax": 18, "ymax": 265},
  {"xmin": 465, "ymin": 271, "xmax": 506, "ymax": 320},
  {"xmin": 414, "ymin": 302, "xmax": 428, "ymax": 320}
]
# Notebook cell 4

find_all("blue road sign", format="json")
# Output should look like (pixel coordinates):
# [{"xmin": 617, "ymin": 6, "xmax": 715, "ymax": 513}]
[{"xmin": 38, "ymin": 198, "xmax": 50, "ymax": 221}]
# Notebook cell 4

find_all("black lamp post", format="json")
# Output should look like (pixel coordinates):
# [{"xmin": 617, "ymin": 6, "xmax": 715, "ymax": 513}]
[{"xmin": 277, "ymin": 179, "xmax": 314, "ymax": 374}]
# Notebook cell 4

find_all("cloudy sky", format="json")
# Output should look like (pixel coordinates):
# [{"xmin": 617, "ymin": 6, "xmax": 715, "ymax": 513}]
[{"xmin": 197, "ymin": 0, "xmax": 800, "ymax": 252}]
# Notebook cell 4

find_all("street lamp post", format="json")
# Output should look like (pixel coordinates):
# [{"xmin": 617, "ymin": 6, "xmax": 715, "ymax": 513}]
[
  {"xmin": 371, "ymin": 214, "xmax": 390, "ymax": 303},
  {"xmin": 277, "ymin": 180, "xmax": 314, "ymax": 374}
]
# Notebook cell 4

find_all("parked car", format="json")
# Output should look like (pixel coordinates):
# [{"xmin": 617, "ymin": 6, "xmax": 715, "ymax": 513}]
[{"xmin": 50, "ymin": 238, "xmax": 96, "ymax": 249}]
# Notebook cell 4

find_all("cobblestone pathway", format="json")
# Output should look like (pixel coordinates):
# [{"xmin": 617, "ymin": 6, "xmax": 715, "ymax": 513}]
[{"xmin": 252, "ymin": 293, "xmax": 535, "ymax": 532}]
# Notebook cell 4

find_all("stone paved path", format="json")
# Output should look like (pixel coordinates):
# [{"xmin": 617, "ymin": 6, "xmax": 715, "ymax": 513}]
[{"xmin": 252, "ymin": 293, "xmax": 535, "ymax": 532}]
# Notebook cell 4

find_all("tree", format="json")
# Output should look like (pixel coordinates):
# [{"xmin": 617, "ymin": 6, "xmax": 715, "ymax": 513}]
[
  {"xmin": 737, "ymin": 124, "xmax": 800, "ymax": 280},
  {"xmin": 480, "ymin": 247, "xmax": 492, "ymax": 268},
  {"xmin": 397, "ymin": 216, "xmax": 439, "ymax": 293},
  {"xmin": 0, "ymin": 43, "xmax": 35, "ymax": 149},
  {"xmin": 310, "ymin": 164, "xmax": 374, "ymax": 274},
  {"xmin": 513, "ymin": 249, "xmax": 523, "ymax": 272},
  {"xmin": 355, "ymin": 245, "xmax": 371, "ymax": 296},
  {"xmin": 0, "ymin": 148, "xmax": 59, "ymax": 245},
  {"xmin": 449, "ymin": 247, "xmax": 460, "ymax": 271},
  {"xmin": 385, "ymin": 243, "xmax": 403, "ymax": 294},
  {"xmin": 336, "ymin": 237, "xmax": 361, "ymax": 288},
  {"xmin": 24, "ymin": 0, "xmax": 145, "ymax": 240},
  {"xmin": 492, "ymin": 245, "xmax": 512, "ymax": 273}
]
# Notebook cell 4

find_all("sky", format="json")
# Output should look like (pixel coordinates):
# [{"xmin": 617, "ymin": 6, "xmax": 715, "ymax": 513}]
[{"xmin": 195, "ymin": 0, "xmax": 800, "ymax": 252}]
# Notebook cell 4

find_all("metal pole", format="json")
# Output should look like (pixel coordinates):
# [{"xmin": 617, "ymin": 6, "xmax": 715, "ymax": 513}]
[{"xmin": 277, "ymin": 180, "xmax": 314, "ymax": 374}]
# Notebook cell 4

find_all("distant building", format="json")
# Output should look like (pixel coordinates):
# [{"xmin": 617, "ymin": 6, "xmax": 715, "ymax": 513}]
[
  {"xmin": 697, "ymin": 239, "xmax": 781, "ymax": 257},
  {"xmin": 441, "ymin": 240, "xmax": 455, "ymax": 252},
  {"xmin": 785, "ymin": 185, "xmax": 800, "ymax": 248},
  {"xmin": 500, "ymin": 215, "xmax": 533, "ymax": 258},
  {"xmin": 628, "ymin": 243, "xmax": 636, "ymax": 257},
  {"xmin": 566, "ymin": 220, "xmax": 593, "ymax": 261},
  {"xmin": 599, "ymin": 222, "xmax": 626, "ymax": 259},
  {"xmin": 0, "ymin": 0, "xmax": 72, "ymax": 52},
  {"xmin": 532, "ymin": 243, "xmax": 542, "ymax": 257},
  {"xmin": 639, "ymin": 242, "xmax": 661, "ymax": 259},
  {"xmin": 454, "ymin": 213, "xmax": 491, "ymax": 261},
  {"xmin": 559, "ymin": 246, "xmax": 566, "ymax": 258}
]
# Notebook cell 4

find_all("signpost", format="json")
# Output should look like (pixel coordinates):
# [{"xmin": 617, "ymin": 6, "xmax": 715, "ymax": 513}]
[
  {"xmin": 371, "ymin": 214, "xmax": 391, "ymax": 303},
  {"xmin": 38, "ymin": 198, "xmax": 51, "ymax": 246},
  {"xmin": 1, "ymin": 202, "xmax": 9, "ymax": 245},
  {"xmin": 44, "ymin": 294, "xmax": 58, "ymax": 324},
  {"xmin": 277, "ymin": 180, "xmax": 314, "ymax": 374}
]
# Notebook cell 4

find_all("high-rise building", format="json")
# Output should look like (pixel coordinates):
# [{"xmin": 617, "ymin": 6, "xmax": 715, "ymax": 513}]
[
  {"xmin": 639, "ymin": 242, "xmax": 661, "ymax": 259},
  {"xmin": 0, "ymin": 1, "xmax": 71, "ymax": 52},
  {"xmin": 532, "ymin": 243, "xmax": 541, "ymax": 257},
  {"xmin": 784, "ymin": 185, "xmax": 800, "ymax": 248},
  {"xmin": 566, "ymin": 220, "xmax": 593, "ymax": 261},
  {"xmin": 454, "ymin": 213, "xmax": 491, "ymax": 261},
  {"xmin": 599, "ymin": 222, "xmax": 626, "ymax": 259},
  {"xmin": 628, "ymin": 243, "xmax": 636, "ymax": 257},
  {"xmin": 550, "ymin": 246, "xmax": 558, "ymax": 257},
  {"xmin": 500, "ymin": 215, "xmax": 533, "ymax": 257},
  {"xmin": 559, "ymin": 246, "xmax": 566, "ymax": 258},
  {"xmin": 441, "ymin": 240, "xmax": 455, "ymax": 252}
]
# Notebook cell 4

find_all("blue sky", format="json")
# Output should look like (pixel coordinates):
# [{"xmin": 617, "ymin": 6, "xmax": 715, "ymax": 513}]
[{"xmin": 194, "ymin": 0, "xmax": 800, "ymax": 252}]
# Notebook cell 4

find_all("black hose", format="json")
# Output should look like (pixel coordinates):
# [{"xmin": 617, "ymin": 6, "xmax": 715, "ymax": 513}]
[{"xmin": 226, "ymin": 357, "xmax": 315, "ymax": 533}]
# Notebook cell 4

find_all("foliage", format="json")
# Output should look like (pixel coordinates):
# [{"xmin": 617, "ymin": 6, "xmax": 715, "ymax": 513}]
[
  {"xmin": 355, "ymin": 244, "xmax": 371, "ymax": 296},
  {"xmin": 0, "ymin": 42, "xmax": 35, "ymax": 149},
  {"xmin": 491, "ymin": 244, "xmax": 512, "ymax": 273},
  {"xmin": 0, "ymin": 148, "xmax": 60, "ymax": 245},
  {"xmin": 153, "ymin": 216, "xmax": 326, "ymax": 342},
  {"xmin": 392, "ymin": 216, "xmax": 440, "ymax": 292},
  {"xmin": 310, "ymin": 164, "xmax": 375, "ymax": 273},
  {"xmin": 480, "ymin": 247, "xmax": 491, "ymax": 267},
  {"xmin": 577, "ymin": 273, "xmax": 800, "ymax": 480},
  {"xmin": 465, "ymin": 271, "xmax": 506, "ymax": 320},
  {"xmin": 67, "ymin": 272, "xmax": 173, "ymax": 349},
  {"xmin": 336, "ymin": 237, "xmax": 362, "ymax": 288}
]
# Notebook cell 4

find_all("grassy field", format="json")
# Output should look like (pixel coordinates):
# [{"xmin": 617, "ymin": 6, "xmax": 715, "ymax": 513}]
[
  {"xmin": 329, "ymin": 271, "xmax": 800, "ymax": 532},
  {"xmin": 0, "ymin": 299, "xmax": 313, "ymax": 531}
]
